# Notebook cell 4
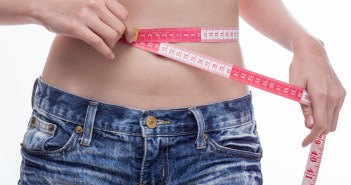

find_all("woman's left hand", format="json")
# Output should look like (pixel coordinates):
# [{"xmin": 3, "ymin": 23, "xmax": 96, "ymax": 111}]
[{"xmin": 289, "ymin": 36, "xmax": 346, "ymax": 147}]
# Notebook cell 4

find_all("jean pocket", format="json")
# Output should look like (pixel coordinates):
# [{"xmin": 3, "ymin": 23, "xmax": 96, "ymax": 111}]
[
  {"xmin": 206, "ymin": 120, "xmax": 263, "ymax": 161},
  {"xmin": 22, "ymin": 109, "xmax": 80, "ymax": 157}
]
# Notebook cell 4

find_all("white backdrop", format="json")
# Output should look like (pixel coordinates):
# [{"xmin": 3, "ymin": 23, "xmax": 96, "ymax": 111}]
[{"xmin": 0, "ymin": 0, "xmax": 350, "ymax": 184}]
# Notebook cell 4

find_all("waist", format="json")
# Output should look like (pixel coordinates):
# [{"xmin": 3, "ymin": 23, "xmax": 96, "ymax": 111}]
[
  {"xmin": 42, "ymin": 35, "xmax": 248, "ymax": 109},
  {"xmin": 32, "ymin": 77, "xmax": 254, "ymax": 136}
]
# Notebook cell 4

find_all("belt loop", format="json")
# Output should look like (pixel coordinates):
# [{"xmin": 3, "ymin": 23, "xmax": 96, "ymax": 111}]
[
  {"xmin": 31, "ymin": 78, "xmax": 39, "ymax": 109},
  {"xmin": 188, "ymin": 107, "xmax": 207, "ymax": 150},
  {"xmin": 81, "ymin": 101, "xmax": 98, "ymax": 146}
]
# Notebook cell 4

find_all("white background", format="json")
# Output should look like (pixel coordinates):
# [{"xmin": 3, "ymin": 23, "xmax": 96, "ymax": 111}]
[{"xmin": 0, "ymin": 0, "xmax": 350, "ymax": 184}]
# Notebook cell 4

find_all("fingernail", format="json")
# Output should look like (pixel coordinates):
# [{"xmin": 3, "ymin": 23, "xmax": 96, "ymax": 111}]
[
  {"xmin": 109, "ymin": 53, "xmax": 115, "ymax": 60},
  {"xmin": 306, "ymin": 115, "xmax": 314, "ymax": 127},
  {"xmin": 128, "ymin": 38, "xmax": 134, "ymax": 43}
]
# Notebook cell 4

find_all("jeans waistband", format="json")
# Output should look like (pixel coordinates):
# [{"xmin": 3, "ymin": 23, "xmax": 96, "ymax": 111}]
[{"xmin": 31, "ymin": 77, "xmax": 254, "ymax": 137}]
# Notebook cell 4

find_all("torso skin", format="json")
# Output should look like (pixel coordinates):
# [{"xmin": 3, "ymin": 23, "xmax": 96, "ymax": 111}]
[{"xmin": 41, "ymin": 0, "xmax": 249, "ymax": 110}]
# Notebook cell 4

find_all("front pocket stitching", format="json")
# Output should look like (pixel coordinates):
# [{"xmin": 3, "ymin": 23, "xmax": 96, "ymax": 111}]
[
  {"xmin": 207, "ymin": 136, "xmax": 262, "ymax": 160},
  {"xmin": 23, "ymin": 115, "xmax": 81, "ymax": 157},
  {"xmin": 23, "ymin": 131, "xmax": 80, "ymax": 158}
]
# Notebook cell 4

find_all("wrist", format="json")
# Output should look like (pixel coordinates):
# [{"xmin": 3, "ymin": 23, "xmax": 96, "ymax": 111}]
[
  {"xmin": 290, "ymin": 34, "xmax": 324, "ymax": 54},
  {"xmin": 25, "ymin": 0, "xmax": 43, "ymax": 25}
]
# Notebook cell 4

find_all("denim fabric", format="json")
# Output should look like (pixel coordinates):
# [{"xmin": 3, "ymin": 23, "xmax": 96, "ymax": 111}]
[{"xmin": 19, "ymin": 77, "xmax": 263, "ymax": 185}]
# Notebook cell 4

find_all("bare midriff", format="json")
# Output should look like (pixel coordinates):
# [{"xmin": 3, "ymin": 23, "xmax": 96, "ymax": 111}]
[{"xmin": 41, "ymin": 0, "xmax": 249, "ymax": 110}]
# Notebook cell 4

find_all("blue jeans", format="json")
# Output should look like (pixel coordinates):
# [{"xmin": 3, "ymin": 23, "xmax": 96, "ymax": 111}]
[{"xmin": 19, "ymin": 77, "xmax": 263, "ymax": 185}]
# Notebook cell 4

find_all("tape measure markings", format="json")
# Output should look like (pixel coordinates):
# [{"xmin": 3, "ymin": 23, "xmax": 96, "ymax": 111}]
[
  {"xmin": 135, "ymin": 27, "xmax": 239, "ymax": 43},
  {"xmin": 127, "ymin": 41, "xmax": 309, "ymax": 105},
  {"xmin": 302, "ymin": 133, "xmax": 325, "ymax": 185}
]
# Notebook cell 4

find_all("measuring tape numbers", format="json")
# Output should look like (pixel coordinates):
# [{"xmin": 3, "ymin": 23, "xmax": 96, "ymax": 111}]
[
  {"xmin": 119, "ymin": 27, "xmax": 326, "ymax": 185},
  {"xmin": 134, "ymin": 27, "xmax": 239, "ymax": 43}
]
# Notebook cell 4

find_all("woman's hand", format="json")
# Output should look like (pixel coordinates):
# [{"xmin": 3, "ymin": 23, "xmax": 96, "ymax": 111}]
[
  {"xmin": 29, "ymin": 0, "xmax": 135, "ymax": 59},
  {"xmin": 289, "ymin": 36, "xmax": 346, "ymax": 147}
]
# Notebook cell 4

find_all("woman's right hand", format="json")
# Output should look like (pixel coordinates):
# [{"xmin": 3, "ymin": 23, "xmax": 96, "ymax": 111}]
[{"xmin": 30, "ymin": 0, "xmax": 134, "ymax": 59}]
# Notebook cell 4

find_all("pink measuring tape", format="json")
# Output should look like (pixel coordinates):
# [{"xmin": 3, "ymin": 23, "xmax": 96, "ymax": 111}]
[{"xmin": 120, "ymin": 27, "xmax": 326, "ymax": 184}]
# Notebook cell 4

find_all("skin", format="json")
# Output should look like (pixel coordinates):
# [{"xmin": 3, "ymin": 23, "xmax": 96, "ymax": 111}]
[{"xmin": 0, "ymin": 0, "xmax": 346, "ymax": 148}]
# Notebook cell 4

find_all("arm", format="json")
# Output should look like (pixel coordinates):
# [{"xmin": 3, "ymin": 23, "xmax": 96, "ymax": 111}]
[
  {"xmin": 0, "ymin": 0, "xmax": 37, "ymax": 24},
  {"xmin": 240, "ymin": 0, "xmax": 346, "ymax": 147},
  {"xmin": 240, "ymin": 0, "xmax": 313, "ymax": 52},
  {"xmin": 0, "ymin": 0, "xmax": 135, "ymax": 59}
]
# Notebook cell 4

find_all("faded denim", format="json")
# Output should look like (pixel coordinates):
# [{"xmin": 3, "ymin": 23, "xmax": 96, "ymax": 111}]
[{"xmin": 19, "ymin": 77, "xmax": 263, "ymax": 185}]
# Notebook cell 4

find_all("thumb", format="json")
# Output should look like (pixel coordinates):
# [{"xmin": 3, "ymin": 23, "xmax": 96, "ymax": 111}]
[
  {"xmin": 301, "ymin": 104, "xmax": 314, "ymax": 128},
  {"xmin": 124, "ymin": 20, "xmax": 136, "ymax": 43},
  {"xmin": 289, "ymin": 59, "xmax": 313, "ymax": 128}
]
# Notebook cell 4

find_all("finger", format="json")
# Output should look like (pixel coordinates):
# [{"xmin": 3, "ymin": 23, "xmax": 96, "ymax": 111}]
[
  {"xmin": 331, "ymin": 107, "xmax": 340, "ymax": 132},
  {"xmin": 98, "ymin": 4, "xmax": 127, "ymax": 44},
  {"xmin": 300, "ymin": 104, "xmax": 314, "ymax": 128},
  {"xmin": 87, "ymin": 16, "xmax": 120, "ymax": 49},
  {"xmin": 106, "ymin": 0, "xmax": 135, "ymax": 42},
  {"xmin": 302, "ymin": 125, "xmax": 325, "ymax": 148},
  {"xmin": 324, "ymin": 96, "xmax": 334, "ymax": 136},
  {"xmin": 324, "ymin": 89, "xmax": 338, "ymax": 135},
  {"xmin": 123, "ymin": 18, "xmax": 136, "ymax": 43},
  {"xmin": 330, "ymin": 71, "xmax": 347, "ymax": 132},
  {"xmin": 105, "ymin": 0, "xmax": 128, "ymax": 21},
  {"xmin": 331, "ymin": 87, "xmax": 346, "ymax": 131},
  {"xmin": 76, "ymin": 27, "xmax": 115, "ymax": 59},
  {"xmin": 302, "ymin": 89, "xmax": 328, "ymax": 147},
  {"xmin": 99, "ymin": 12, "xmax": 126, "ymax": 47}
]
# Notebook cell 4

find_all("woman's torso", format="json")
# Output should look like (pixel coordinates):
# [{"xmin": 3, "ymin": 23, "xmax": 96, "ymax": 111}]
[{"xmin": 41, "ymin": 0, "xmax": 248, "ymax": 110}]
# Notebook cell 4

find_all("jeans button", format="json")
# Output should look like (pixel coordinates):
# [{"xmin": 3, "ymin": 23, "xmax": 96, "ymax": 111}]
[
  {"xmin": 48, "ymin": 124, "xmax": 56, "ymax": 132},
  {"xmin": 146, "ymin": 116, "xmax": 157, "ymax": 129},
  {"xmin": 75, "ymin": 125, "xmax": 83, "ymax": 133},
  {"xmin": 30, "ymin": 117, "xmax": 36, "ymax": 125}
]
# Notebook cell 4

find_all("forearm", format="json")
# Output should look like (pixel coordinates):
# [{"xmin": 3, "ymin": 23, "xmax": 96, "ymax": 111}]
[
  {"xmin": 0, "ymin": 0, "xmax": 37, "ymax": 25},
  {"xmin": 240, "ymin": 0, "xmax": 346, "ymax": 147},
  {"xmin": 240, "ymin": 0, "xmax": 316, "ymax": 52}
]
